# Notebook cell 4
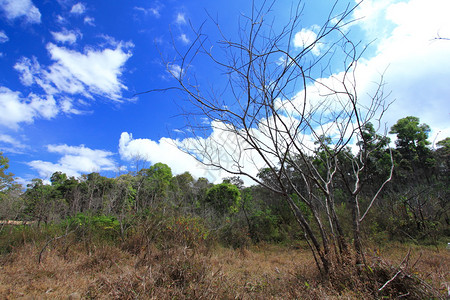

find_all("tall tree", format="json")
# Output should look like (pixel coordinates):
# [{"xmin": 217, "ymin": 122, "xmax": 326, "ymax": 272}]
[
  {"xmin": 136, "ymin": 163, "xmax": 172, "ymax": 209},
  {"xmin": 390, "ymin": 116, "xmax": 435, "ymax": 183}
]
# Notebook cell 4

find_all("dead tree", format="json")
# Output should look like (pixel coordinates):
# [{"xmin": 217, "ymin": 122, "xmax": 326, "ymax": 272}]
[{"xmin": 156, "ymin": 0, "xmax": 394, "ymax": 276}]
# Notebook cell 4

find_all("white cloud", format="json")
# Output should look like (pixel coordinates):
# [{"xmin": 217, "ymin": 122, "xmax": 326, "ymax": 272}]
[
  {"xmin": 28, "ymin": 144, "xmax": 116, "ymax": 178},
  {"xmin": 0, "ymin": 133, "xmax": 27, "ymax": 153},
  {"xmin": 0, "ymin": 30, "xmax": 8, "ymax": 43},
  {"xmin": 281, "ymin": 0, "xmax": 450, "ymax": 144},
  {"xmin": 14, "ymin": 42, "xmax": 133, "ymax": 101},
  {"xmin": 51, "ymin": 29, "xmax": 81, "ymax": 44},
  {"xmin": 60, "ymin": 97, "xmax": 84, "ymax": 115},
  {"xmin": 119, "ymin": 118, "xmax": 296, "ymax": 186},
  {"xmin": 56, "ymin": 15, "xmax": 66, "ymax": 24},
  {"xmin": 119, "ymin": 132, "xmax": 229, "ymax": 182},
  {"xmin": 0, "ymin": 88, "xmax": 34, "ymax": 128},
  {"xmin": 70, "ymin": 2, "xmax": 85, "ymax": 15},
  {"xmin": 28, "ymin": 93, "xmax": 58, "ymax": 119},
  {"xmin": 46, "ymin": 43, "xmax": 132, "ymax": 99},
  {"xmin": 14, "ymin": 57, "xmax": 38, "ymax": 86},
  {"xmin": 175, "ymin": 12, "xmax": 187, "ymax": 25},
  {"xmin": 353, "ymin": 0, "xmax": 396, "ymax": 41},
  {"xmin": 179, "ymin": 33, "xmax": 190, "ymax": 44},
  {"xmin": 0, "ymin": 87, "xmax": 58, "ymax": 129},
  {"xmin": 352, "ymin": 0, "xmax": 450, "ymax": 140},
  {"xmin": 119, "ymin": 132, "xmax": 194, "ymax": 173},
  {"xmin": 293, "ymin": 26, "xmax": 323, "ymax": 56},
  {"xmin": 83, "ymin": 16, "xmax": 94, "ymax": 26},
  {"xmin": 0, "ymin": 0, "xmax": 41, "ymax": 24},
  {"xmin": 167, "ymin": 63, "xmax": 183, "ymax": 79},
  {"xmin": 134, "ymin": 6, "xmax": 161, "ymax": 18}
]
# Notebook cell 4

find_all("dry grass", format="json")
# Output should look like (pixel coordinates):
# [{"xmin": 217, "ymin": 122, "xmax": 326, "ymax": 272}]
[{"xmin": 0, "ymin": 238, "xmax": 448, "ymax": 299}]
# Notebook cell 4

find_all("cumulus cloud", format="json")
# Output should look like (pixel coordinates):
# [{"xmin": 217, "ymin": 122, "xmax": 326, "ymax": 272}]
[
  {"xmin": 14, "ymin": 41, "xmax": 133, "ymax": 101},
  {"xmin": 28, "ymin": 144, "xmax": 116, "ymax": 178},
  {"xmin": 14, "ymin": 57, "xmax": 38, "ymax": 86},
  {"xmin": 46, "ymin": 43, "xmax": 131, "ymax": 99},
  {"xmin": 119, "ymin": 132, "xmax": 205, "ymax": 177},
  {"xmin": 0, "ymin": 0, "xmax": 41, "ymax": 24},
  {"xmin": 119, "ymin": 117, "xmax": 313, "ymax": 185},
  {"xmin": 118, "ymin": 131, "xmax": 240, "ymax": 183},
  {"xmin": 70, "ymin": 2, "xmax": 85, "ymax": 15},
  {"xmin": 351, "ymin": 0, "xmax": 450, "ymax": 139},
  {"xmin": 0, "ymin": 30, "xmax": 8, "ymax": 43},
  {"xmin": 273, "ymin": 0, "xmax": 450, "ymax": 144},
  {"xmin": 353, "ymin": 0, "xmax": 395, "ymax": 41},
  {"xmin": 51, "ymin": 29, "xmax": 81, "ymax": 44},
  {"xmin": 0, "ymin": 87, "xmax": 58, "ymax": 129}
]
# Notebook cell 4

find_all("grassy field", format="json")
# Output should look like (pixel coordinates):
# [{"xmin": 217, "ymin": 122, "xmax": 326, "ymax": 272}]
[{"xmin": 0, "ymin": 227, "xmax": 448, "ymax": 300}]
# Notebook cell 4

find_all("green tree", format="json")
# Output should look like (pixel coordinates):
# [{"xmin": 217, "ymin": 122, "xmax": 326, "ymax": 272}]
[
  {"xmin": 49, "ymin": 172, "xmax": 79, "ymax": 216},
  {"xmin": 24, "ymin": 179, "xmax": 54, "ymax": 225},
  {"xmin": 390, "ymin": 116, "xmax": 435, "ymax": 182},
  {"xmin": 435, "ymin": 137, "xmax": 450, "ymax": 176},
  {"xmin": 384, "ymin": 118, "xmax": 448, "ymax": 238},
  {"xmin": 79, "ymin": 172, "xmax": 115, "ymax": 212},
  {"xmin": 136, "ymin": 163, "xmax": 173, "ymax": 209},
  {"xmin": 169, "ymin": 172, "xmax": 195, "ymax": 211},
  {"xmin": 358, "ymin": 123, "xmax": 392, "ymax": 192},
  {"xmin": 390, "ymin": 116, "xmax": 430, "ymax": 154},
  {"xmin": 0, "ymin": 152, "xmax": 15, "ymax": 197},
  {"xmin": 205, "ymin": 182, "xmax": 241, "ymax": 215}
]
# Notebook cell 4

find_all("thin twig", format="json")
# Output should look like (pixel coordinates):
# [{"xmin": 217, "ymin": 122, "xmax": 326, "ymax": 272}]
[
  {"xmin": 38, "ymin": 229, "xmax": 76, "ymax": 264},
  {"xmin": 378, "ymin": 270, "xmax": 402, "ymax": 292}
]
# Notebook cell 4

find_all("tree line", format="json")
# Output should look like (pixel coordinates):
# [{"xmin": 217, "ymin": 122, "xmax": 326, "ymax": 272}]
[{"xmin": 0, "ymin": 116, "xmax": 448, "ymax": 249}]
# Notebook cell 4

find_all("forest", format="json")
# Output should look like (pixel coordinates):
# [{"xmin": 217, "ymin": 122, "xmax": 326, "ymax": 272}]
[{"xmin": 0, "ymin": 115, "xmax": 449, "ymax": 299}]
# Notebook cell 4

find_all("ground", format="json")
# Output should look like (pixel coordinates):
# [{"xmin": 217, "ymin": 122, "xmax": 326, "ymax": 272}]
[{"xmin": 0, "ymin": 238, "xmax": 448, "ymax": 299}]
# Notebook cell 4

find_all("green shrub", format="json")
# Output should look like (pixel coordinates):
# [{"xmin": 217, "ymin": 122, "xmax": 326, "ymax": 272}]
[
  {"xmin": 65, "ymin": 213, "xmax": 120, "ymax": 243},
  {"xmin": 249, "ymin": 209, "xmax": 284, "ymax": 242}
]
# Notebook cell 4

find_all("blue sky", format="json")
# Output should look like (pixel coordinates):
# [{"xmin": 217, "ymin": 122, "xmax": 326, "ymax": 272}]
[{"xmin": 0, "ymin": 0, "xmax": 449, "ymax": 186}]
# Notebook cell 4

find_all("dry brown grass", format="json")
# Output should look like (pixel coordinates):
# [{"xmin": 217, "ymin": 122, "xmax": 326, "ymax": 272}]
[
  {"xmin": 366, "ymin": 242, "xmax": 450, "ymax": 298},
  {"xmin": 0, "ymin": 239, "xmax": 448, "ymax": 299}
]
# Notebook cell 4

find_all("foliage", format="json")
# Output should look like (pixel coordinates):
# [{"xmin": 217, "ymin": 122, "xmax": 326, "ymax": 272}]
[
  {"xmin": 0, "ymin": 152, "xmax": 15, "ymax": 195},
  {"xmin": 248, "ymin": 209, "xmax": 284, "ymax": 242},
  {"xmin": 204, "ymin": 182, "xmax": 241, "ymax": 215},
  {"xmin": 0, "ymin": 114, "xmax": 447, "ymax": 266},
  {"xmin": 65, "ymin": 213, "xmax": 121, "ymax": 243}
]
